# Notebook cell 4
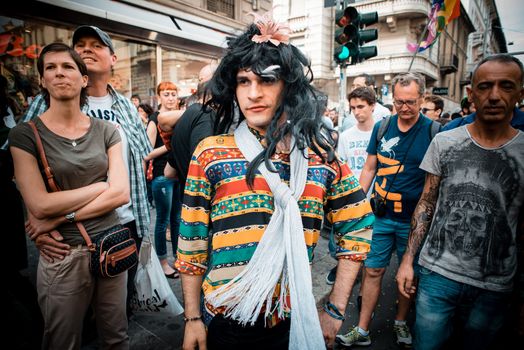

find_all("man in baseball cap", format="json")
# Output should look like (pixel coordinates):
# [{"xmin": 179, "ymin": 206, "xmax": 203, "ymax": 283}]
[{"xmin": 72, "ymin": 25, "xmax": 115, "ymax": 54}]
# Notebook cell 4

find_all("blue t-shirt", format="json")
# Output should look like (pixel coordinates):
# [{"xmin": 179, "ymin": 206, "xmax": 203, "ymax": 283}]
[
  {"xmin": 367, "ymin": 114, "xmax": 434, "ymax": 221},
  {"xmin": 442, "ymin": 107, "xmax": 524, "ymax": 132}
]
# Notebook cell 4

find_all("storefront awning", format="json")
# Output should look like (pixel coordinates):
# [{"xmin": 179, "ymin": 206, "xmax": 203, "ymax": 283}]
[{"xmin": 37, "ymin": 0, "xmax": 232, "ymax": 49}]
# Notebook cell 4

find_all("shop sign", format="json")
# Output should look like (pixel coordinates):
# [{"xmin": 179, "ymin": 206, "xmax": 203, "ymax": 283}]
[{"xmin": 432, "ymin": 87, "xmax": 449, "ymax": 96}]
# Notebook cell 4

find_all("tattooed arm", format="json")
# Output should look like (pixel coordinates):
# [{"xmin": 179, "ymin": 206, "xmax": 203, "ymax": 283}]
[{"xmin": 396, "ymin": 173, "xmax": 441, "ymax": 298}]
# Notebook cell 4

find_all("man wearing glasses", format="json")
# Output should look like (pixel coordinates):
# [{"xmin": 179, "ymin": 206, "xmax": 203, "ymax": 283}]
[
  {"xmin": 421, "ymin": 95, "xmax": 444, "ymax": 121},
  {"xmin": 337, "ymin": 72, "xmax": 438, "ymax": 348}
]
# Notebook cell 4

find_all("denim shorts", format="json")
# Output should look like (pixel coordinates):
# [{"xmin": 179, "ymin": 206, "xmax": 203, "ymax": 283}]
[{"xmin": 364, "ymin": 216, "xmax": 410, "ymax": 268}]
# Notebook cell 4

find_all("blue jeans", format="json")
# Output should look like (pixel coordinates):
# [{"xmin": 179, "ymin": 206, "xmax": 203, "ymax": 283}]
[
  {"xmin": 152, "ymin": 176, "xmax": 176, "ymax": 259},
  {"xmin": 364, "ymin": 216, "xmax": 410, "ymax": 268},
  {"xmin": 170, "ymin": 180, "xmax": 182, "ymax": 256},
  {"xmin": 414, "ymin": 267, "xmax": 511, "ymax": 350}
]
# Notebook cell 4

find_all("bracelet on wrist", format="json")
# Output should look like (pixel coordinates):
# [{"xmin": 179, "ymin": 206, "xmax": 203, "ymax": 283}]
[
  {"xmin": 183, "ymin": 315, "xmax": 202, "ymax": 323},
  {"xmin": 323, "ymin": 301, "xmax": 345, "ymax": 321}
]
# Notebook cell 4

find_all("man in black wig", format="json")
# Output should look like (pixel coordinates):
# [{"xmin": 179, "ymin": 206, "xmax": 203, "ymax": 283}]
[{"xmin": 174, "ymin": 11, "xmax": 374, "ymax": 349}]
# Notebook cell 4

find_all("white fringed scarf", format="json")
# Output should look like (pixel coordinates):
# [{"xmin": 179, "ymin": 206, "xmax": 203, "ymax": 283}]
[{"xmin": 206, "ymin": 121, "xmax": 325, "ymax": 350}]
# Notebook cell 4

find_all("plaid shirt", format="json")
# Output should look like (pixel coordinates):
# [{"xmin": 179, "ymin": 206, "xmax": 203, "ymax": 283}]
[{"xmin": 21, "ymin": 85, "xmax": 152, "ymax": 237}]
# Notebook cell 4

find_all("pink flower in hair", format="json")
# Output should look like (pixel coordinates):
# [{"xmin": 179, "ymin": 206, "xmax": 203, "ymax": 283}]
[{"xmin": 249, "ymin": 11, "xmax": 290, "ymax": 46}]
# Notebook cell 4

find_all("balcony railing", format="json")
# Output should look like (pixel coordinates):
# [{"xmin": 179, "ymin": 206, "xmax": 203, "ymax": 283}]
[
  {"xmin": 350, "ymin": 0, "xmax": 430, "ymax": 18},
  {"xmin": 288, "ymin": 15, "xmax": 308, "ymax": 33},
  {"xmin": 207, "ymin": 0, "xmax": 234, "ymax": 19}
]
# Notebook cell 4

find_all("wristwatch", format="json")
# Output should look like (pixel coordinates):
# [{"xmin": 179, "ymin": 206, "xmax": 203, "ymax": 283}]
[{"xmin": 65, "ymin": 212, "xmax": 76, "ymax": 223}]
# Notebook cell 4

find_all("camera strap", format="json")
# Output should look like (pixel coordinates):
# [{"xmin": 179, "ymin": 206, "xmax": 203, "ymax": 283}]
[{"xmin": 378, "ymin": 118, "xmax": 423, "ymax": 202}]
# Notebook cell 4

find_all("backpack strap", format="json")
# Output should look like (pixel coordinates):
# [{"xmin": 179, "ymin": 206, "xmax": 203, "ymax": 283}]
[
  {"xmin": 376, "ymin": 116, "xmax": 392, "ymax": 146},
  {"xmin": 429, "ymin": 120, "xmax": 441, "ymax": 140}
]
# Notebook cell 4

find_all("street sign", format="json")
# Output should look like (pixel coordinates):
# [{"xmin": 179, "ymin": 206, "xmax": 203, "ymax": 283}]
[{"xmin": 433, "ymin": 87, "xmax": 449, "ymax": 96}]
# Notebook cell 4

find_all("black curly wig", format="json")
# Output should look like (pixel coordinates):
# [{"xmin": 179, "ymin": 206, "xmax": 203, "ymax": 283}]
[{"xmin": 204, "ymin": 23, "xmax": 337, "ymax": 185}]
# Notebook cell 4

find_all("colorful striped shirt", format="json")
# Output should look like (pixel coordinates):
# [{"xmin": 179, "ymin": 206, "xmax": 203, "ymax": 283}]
[{"xmin": 175, "ymin": 134, "xmax": 374, "ymax": 322}]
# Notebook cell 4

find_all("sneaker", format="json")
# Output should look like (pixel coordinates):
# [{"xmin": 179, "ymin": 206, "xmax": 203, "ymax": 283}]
[
  {"xmin": 336, "ymin": 326, "xmax": 371, "ymax": 347},
  {"xmin": 325, "ymin": 266, "xmax": 337, "ymax": 285},
  {"xmin": 393, "ymin": 323, "xmax": 412, "ymax": 347}
]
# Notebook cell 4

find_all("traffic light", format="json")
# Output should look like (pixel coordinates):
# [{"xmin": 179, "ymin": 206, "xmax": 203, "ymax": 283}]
[{"xmin": 333, "ymin": 6, "xmax": 378, "ymax": 65}]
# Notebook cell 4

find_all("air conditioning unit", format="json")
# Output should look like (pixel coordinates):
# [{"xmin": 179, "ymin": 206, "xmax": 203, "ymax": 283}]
[{"xmin": 440, "ymin": 54, "xmax": 459, "ymax": 75}]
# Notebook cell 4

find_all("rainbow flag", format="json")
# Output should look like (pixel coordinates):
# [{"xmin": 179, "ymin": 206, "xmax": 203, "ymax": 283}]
[{"xmin": 408, "ymin": 0, "xmax": 461, "ymax": 53}]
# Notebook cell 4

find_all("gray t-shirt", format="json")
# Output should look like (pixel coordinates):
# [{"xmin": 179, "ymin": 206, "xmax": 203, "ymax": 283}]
[
  {"xmin": 418, "ymin": 126, "xmax": 524, "ymax": 292},
  {"xmin": 9, "ymin": 117, "xmax": 121, "ymax": 245}
]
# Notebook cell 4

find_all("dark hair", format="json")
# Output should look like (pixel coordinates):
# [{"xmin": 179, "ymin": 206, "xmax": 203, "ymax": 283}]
[
  {"xmin": 131, "ymin": 94, "xmax": 141, "ymax": 101},
  {"xmin": 451, "ymin": 112, "xmax": 462, "ymax": 120},
  {"xmin": 441, "ymin": 112, "xmax": 450, "ymax": 119},
  {"xmin": 186, "ymin": 82, "xmax": 208, "ymax": 107},
  {"xmin": 37, "ymin": 42, "xmax": 88, "ymax": 108},
  {"xmin": 138, "ymin": 103, "xmax": 153, "ymax": 116},
  {"xmin": 436, "ymin": 117, "xmax": 450, "ymax": 126},
  {"xmin": 205, "ymin": 23, "xmax": 335, "ymax": 186},
  {"xmin": 348, "ymin": 86, "xmax": 376, "ymax": 105},
  {"xmin": 472, "ymin": 53, "xmax": 524, "ymax": 86},
  {"xmin": 424, "ymin": 95, "xmax": 444, "ymax": 111},
  {"xmin": 356, "ymin": 73, "xmax": 376, "ymax": 87},
  {"xmin": 383, "ymin": 103, "xmax": 394, "ymax": 113}
]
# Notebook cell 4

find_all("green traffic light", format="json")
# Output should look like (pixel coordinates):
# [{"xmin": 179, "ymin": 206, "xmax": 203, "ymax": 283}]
[
  {"xmin": 338, "ymin": 46, "xmax": 350, "ymax": 60},
  {"xmin": 333, "ymin": 6, "xmax": 378, "ymax": 65}
]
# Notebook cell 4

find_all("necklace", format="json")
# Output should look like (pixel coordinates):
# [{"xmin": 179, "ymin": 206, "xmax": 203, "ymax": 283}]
[{"xmin": 71, "ymin": 140, "xmax": 77, "ymax": 147}]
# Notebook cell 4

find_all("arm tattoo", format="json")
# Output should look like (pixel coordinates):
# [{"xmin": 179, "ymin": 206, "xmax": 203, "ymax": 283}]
[{"xmin": 405, "ymin": 174, "xmax": 440, "ymax": 257}]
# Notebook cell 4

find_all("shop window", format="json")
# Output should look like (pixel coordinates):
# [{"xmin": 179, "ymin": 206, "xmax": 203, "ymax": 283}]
[
  {"xmin": 207, "ymin": 0, "xmax": 235, "ymax": 19},
  {"xmin": 0, "ymin": 16, "xmax": 64, "ymax": 121},
  {"xmin": 161, "ymin": 48, "xmax": 216, "ymax": 101},
  {"xmin": 110, "ymin": 39, "xmax": 157, "ymax": 107},
  {"xmin": 0, "ymin": 16, "xmax": 158, "ymax": 119}
]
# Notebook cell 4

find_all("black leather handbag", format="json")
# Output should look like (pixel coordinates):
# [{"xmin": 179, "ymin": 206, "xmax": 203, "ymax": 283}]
[{"xmin": 89, "ymin": 224, "xmax": 137, "ymax": 278}]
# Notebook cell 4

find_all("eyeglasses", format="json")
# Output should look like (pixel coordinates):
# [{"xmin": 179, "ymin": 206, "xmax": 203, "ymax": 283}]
[
  {"xmin": 421, "ymin": 107, "xmax": 435, "ymax": 114},
  {"xmin": 393, "ymin": 99, "xmax": 418, "ymax": 108}
]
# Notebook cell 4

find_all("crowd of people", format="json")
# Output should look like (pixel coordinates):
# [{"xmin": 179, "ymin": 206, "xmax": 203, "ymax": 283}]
[{"xmin": 1, "ymin": 11, "xmax": 523, "ymax": 350}]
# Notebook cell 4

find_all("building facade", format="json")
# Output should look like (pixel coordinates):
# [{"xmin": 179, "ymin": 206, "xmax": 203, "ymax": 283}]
[
  {"xmin": 275, "ymin": 0, "xmax": 506, "ymax": 114},
  {"xmin": 1, "ymin": 0, "xmax": 272, "ymax": 117}
]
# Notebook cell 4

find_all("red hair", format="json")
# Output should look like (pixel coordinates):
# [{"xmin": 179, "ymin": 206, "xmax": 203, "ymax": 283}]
[{"xmin": 156, "ymin": 81, "xmax": 178, "ymax": 95}]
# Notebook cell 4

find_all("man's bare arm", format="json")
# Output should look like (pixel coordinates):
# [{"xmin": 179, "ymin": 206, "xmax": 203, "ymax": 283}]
[
  {"xmin": 320, "ymin": 258, "xmax": 361, "ymax": 348},
  {"xmin": 396, "ymin": 173, "xmax": 441, "ymax": 298},
  {"xmin": 157, "ymin": 110, "xmax": 184, "ymax": 131},
  {"xmin": 180, "ymin": 274, "xmax": 207, "ymax": 350},
  {"xmin": 359, "ymin": 154, "xmax": 377, "ymax": 194},
  {"xmin": 405, "ymin": 173, "xmax": 441, "ymax": 258}
]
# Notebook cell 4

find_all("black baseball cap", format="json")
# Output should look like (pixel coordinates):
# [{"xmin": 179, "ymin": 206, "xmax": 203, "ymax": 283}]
[{"xmin": 72, "ymin": 26, "xmax": 115, "ymax": 54}]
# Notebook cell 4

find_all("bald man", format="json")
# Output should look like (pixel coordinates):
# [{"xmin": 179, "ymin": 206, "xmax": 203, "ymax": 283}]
[{"xmin": 198, "ymin": 63, "xmax": 218, "ymax": 83}]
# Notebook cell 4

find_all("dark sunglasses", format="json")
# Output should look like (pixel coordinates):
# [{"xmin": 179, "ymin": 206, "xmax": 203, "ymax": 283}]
[{"xmin": 421, "ymin": 107, "xmax": 435, "ymax": 114}]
